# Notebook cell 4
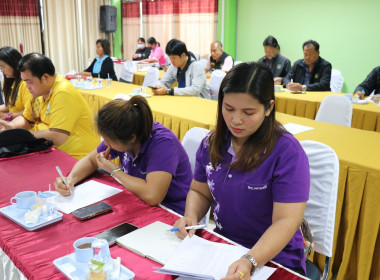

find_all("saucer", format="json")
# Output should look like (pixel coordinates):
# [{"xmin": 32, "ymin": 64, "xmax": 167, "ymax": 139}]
[
  {"xmin": 54, "ymin": 253, "xmax": 135, "ymax": 280},
  {"xmin": 0, "ymin": 204, "xmax": 63, "ymax": 231},
  {"xmin": 128, "ymin": 93, "xmax": 152, "ymax": 98},
  {"xmin": 351, "ymin": 99, "xmax": 369, "ymax": 105}
]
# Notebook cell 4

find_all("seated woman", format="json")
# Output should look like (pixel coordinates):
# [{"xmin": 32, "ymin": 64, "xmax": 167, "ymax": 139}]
[
  {"xmin": 0, "ymin": 46, "xmax": 31, "ymax": 121},
  {"xmin": 81, "ymin": 38, "xmax": 117, "ymax": 81},
  {"xmin": 140, "ymin": 37, "xmax": 166, "ymax": 65},
  {"xmin": 132, "ymin": 37, "xmax": 151, "ymax": 61},
  {"xmin": 54, "ymin": 96, "xmax": 192, "ymax": 215},
  {"xmin": 174, "ymin": 62, "xmax": 310, "ymax": 278}
]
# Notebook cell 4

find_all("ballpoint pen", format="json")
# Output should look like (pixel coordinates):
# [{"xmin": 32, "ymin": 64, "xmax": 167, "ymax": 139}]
[
  {"xmin": 168, "ymin": 224, "xmax": 207, "ymax": 232},
  {"xmin": 56, "ymin": 166, "xmax": 73, "ymax": 195}
]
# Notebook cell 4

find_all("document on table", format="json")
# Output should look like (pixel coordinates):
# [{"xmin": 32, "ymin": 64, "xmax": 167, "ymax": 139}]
[
  {"xmin": 54, "ymin": 180, "xmax": 123, "ymax": 214},
  {"xmin": 156, "ymin": 235, "xmax": 276, "ymax": 280},
  {"xmin": 283, "ymin": 123, "xmax": 314, "ymax": 135}
]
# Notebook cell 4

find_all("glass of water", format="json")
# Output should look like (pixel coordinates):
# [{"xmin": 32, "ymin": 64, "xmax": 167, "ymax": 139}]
[{"xmin": 106, "ymin": 78, "xmax": 112, "ymax": 88}]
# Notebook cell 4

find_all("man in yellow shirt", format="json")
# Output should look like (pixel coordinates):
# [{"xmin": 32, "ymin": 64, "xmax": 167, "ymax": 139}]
[{"xmin": 0, "ymin": 53, "xmax": 99, "ymax": 159}]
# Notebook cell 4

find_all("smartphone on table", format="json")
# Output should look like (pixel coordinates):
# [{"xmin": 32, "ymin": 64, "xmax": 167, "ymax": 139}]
[
  {"xmin": 148, "ymin": 86, "xmax": 159, "ymax": 90},
  {"xmin": 72, "ymin": 202, "xmax": 112, "ymax": 220},
  {"xmin": 95, "ymin": 222, "xmax": 139, "ymax": 245}
]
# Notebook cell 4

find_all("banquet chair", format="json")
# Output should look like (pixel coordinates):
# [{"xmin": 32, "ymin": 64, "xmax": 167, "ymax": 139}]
[
  {"xmin": 193, "ymin": 53, "xmax": 200, "ymax": 60},
  {"xmin": 234, "ymin": 61, "xmax": 242, "ymax": 66},
  {"xmin": 142, "ymin": 67, "xmax": 159, "ymax": 87},
  {"xmin": 164, "ymin": 54, "xmax": 171, "ymax": 65},
  {"xmin": 182, "ymin": 127, "xmax": 211, "ymax": 225},
  {"xmin": 300, "ymin": 140, "xmax": 339, "ymax": 280},
  {"xmin": 315, "ymin": 95, "xmax": 352, "ymax": 127},
  {"xmin": 330, "ymin": 69, "xmax": 344, "ymax": 93},
  {"xmin": 119, "ymin": 60, "xmax": 136, "ymax": 83},
  {"xmin": 199, "ymin": 59, "xmax": 208, "ymax": 69},
  {"xmin": 208, "ymin": 70, "xmax": 226, "ymax": 100}
]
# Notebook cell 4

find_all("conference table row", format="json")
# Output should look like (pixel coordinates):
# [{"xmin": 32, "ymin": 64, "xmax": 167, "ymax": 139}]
[
  {"xmin": 0, "ymin": 148, "xmax": 308, "ymax": 280},
  {"xmin": 78, "ymin": 81, "xmax": 380, "ymax": 280}
]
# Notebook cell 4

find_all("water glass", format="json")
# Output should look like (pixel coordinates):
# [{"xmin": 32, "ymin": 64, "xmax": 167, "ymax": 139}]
[
  {"xmin": 374, "ymin": 94, "xmax": 380, "ymax": 107},
  {"xmin": 106, "ymin": 78, "xmax": 112, "ymax": 88},
  {"xmin": 141, "ymin": 86, "xmax": 147, "ymax": 95},
  {"xmin": 97, "ymin": 78, "xmax": 103, "ymax": 87}
]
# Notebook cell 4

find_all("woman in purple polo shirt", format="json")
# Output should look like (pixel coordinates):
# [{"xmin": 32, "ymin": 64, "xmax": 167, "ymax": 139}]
[
  {"xmin": 174, "ymin": 62, "xmax": 310, "ymax": 279},
  {"xmin": 54, "ymin": 96, "xmax": 192, "ymax": 215}
]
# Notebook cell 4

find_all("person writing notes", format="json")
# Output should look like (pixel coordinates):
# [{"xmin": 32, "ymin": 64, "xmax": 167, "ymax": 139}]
[
  {"xmin": 283, "ymin": 40, "xmax": 331, "ymax": 91},
  {"xmin": 140, "ymin": 37, "xmax": 166, "ymax": 65},
  {"xmin": 132, "ymin": 37, "xmax": 151, "ymax": 61},
  {"xmin": 54, "ymin": 96, "xmax": 192, "ymax": 215},
  {"xmin": 354, "ymin": 66, "xmax": 380, "ymax": 99},
  {"xmin": 0, "ymin": 46, "xmax": 31, "ymax": 121},
  {"xmin": 152, "ymin": 39, "xmax": 210, "ymax": 99},
  {"xmin": 81, "ymin": 38, "xmax": 117, "ymax": 81},
  {"xmin": 0, "ymin": 53, "xmax": 99, "ymax": 159},
  {"xmin": 174, "ymin": 62, "xmax": 310, "ymax": 279}
]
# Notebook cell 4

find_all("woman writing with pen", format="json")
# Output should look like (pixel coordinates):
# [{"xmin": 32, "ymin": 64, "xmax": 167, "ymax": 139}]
[
  {"xmin": 174, "ymin": 62, "xmax": 310, "ymax": 279},
  {"xmin": 54, "ymin": 95, "xmax": 192, "ymax": 215}
]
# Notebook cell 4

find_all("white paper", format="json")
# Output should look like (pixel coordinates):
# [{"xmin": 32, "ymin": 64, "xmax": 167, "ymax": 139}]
[
  {"xmin": 283, "ymin": 123, "xmax": 314, "ymax": 135},
  {"xmin": 54, "ymin": 180, "xmax": 122, "ymax": 214},
  {"xmin": 157, "ymin": 235, "xmax": 276, "ymax": 280}
]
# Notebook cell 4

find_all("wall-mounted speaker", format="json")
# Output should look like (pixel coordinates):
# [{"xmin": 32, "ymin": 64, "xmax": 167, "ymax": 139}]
[{"xmin": 100, "ymin": 5, "xmax": 117, "ymax": 33}]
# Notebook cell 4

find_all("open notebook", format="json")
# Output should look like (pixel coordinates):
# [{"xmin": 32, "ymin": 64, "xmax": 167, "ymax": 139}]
[
  {"xmin": 116, "ymin": 221, "xmax": 182, "ymax": 265},
  {"xmin": 156, "ymin": 235, "xmax": 277, "ymax": 280}
]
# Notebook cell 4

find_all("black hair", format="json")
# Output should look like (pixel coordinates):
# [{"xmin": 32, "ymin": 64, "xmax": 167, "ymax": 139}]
[
  {"xmin": 138, "ymin": 37, "xmax": 146, "ymax": 43},
  {"xmin": 303, "ymin": 40, "xmax": 319, "ymax": 51},
  {"xmin": 263, "ymin": 36, "xmax": 279, "ymax": 48},
  {"xmin": 96, "ymin": 38, "xmax": 111, "ymax": 55},
  {"xmin": 165, "ymin": 39, "xmax": 188, "ymax": 57},
  {"xmin": 18, "ymin": 53, "xmax": 55, "ymax": 79},
  {"xmin": 147, "ymin": 37, "xmax": 157, "ymax": 45},
  {"xmin": 0, "ymin": 46, "xmax": 22, "ymax": 106}
]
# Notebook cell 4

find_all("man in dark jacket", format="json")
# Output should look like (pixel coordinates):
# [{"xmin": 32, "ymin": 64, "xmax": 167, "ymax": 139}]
[
  {"xmin": 204, "ymin": 41, "xmax": 233, "ymax": 77},
  {"xmin": 283, "ymin": 40, "xmax": 332, "ymax": 91},
  {"xmin": 354, "ymin": 66, "xmax": 380, "ymax": 97}
]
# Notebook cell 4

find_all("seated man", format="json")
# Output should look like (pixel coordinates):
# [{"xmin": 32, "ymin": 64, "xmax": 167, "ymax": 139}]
[
  {"xmin": 0, "ymin": 53, "xmax": 99, "ymax": 159},
  {"xmin": 204, "ymin": 41, "xmax": 233, "ymax": 77},
  {"xmin": 153, "ymin": 39, "xmax": 210, "ymax": 99},
  {"xmin": 354, "ymin": 66, "xmax": 380, "ymax": 97},
  {"xmin": 258, "ymin": 36, "xmax": 291, "ymax": 85},
  {"xmin": 132, "ymin": 37, "xmax": 151, "ymax": 61},
  {"xmin": 283, "ymin": 40, "xmax": 332, "ymax": 91}
]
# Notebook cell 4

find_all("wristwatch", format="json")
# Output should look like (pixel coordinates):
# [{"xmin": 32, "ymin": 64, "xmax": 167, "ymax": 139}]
[
  {"xmin": 110, "ymin": 167, "xmax": 124, "ymax": 184},
  {"xmin": 241, "ymin": 254, "xmax": 258, "ymax": 275},
  {"xmin": 302, "ymin": 85, "xmax": 307, "ymax": 92},
  {"xmin": 166, "ymin": 88, "xmax": 174, "ymax": 95},
  {"xmin": 5, "ymin": 112, "xmax": 13, "ymax": 121}
]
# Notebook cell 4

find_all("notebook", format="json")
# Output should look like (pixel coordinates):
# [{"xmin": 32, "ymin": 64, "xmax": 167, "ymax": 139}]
[
  {"xmin": 156, "ymin": 235, "xmax": 276, "ymax": 280},
  {"xmin": 116, "ymin": 221, "xmax": 182, "ymax": 265}
]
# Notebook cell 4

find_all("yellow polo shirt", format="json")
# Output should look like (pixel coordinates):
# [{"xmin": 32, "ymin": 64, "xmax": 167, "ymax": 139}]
[
  {"xmin": 9, "ymin": 81, "xmax": 31, "ymax": 113},
  {"xmin": 23, "ymin": 73, "xmax": 100, "ymax": 159}
]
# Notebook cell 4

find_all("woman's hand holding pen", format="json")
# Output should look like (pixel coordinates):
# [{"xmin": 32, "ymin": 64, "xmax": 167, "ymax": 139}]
[
  {"xmin": 221, "ymin": 258, "xmax": 252, "ymax": 280},
  {"xmin": 173, "ymin": 216, "xmax": 198, "ymax": 239},
  {"xmin": 54, "ymin": 176, "xmax": 74, "ymax": 196},
  {"xmin": 95, "ymin": 147, "xmax": 118, "ymax": 173}
]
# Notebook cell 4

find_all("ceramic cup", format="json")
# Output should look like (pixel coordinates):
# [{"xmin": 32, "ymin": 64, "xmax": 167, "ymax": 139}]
[
  {"xmin": 73, "ymin": 237, "xmax": 97, "ymax": 263},
  {"xmin": 10, "ymin": 191, "xmax": 36, "ymax": 209},
  {"xmin": 274, "ymin": 85, "xmax": 282, "ymax": 92},
  {"xmin": 344, "ymin": 93, "xmax": 353, "ymax": 101},
  {"xmin": 133, "ymin": 88, "xmax": 141, "ymax": 95}
]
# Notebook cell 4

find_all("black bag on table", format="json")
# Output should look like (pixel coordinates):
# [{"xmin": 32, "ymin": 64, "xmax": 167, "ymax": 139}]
[{"xmin": 0, "ymin": 129, "xmax": 53, "ymax": 158}]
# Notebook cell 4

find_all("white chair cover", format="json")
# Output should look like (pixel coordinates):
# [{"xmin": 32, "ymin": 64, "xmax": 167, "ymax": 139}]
[
  {"xmin": 182, "ymin": 127, "xmax": 211, "ymax": 225},
  {"xmin": 120, "ymin": 60, "xmax": 137, "ymax": 83},
  {"xmin": 330, "ymin": 69, "xmax": 344, "ymax": 93},
  {"xmin": 142, "ymin": 67, "xmax": 159, "ymax": 87},
  {"xmin": 199, "ymin": 58, "xmax": 208, "ymax": 69},
  {"xmin": 315, "ymin": 95, "xmax": 352, "ymax": 127},
  {"xmin": 300, "ymin": 140, "xmax": 339, "ymax": 257},
  {"xmin": 208, "ymin": 70, "xmax": 226, "ymax": 101},
  {"xmin": 234, "ymin": 61, "xmax": 242, "ymax": 66},
  {"xmin": 193, "ymin": 53, "xmax": 200, "ymax": 60},
  {"xmin": 164, "ymin": 54, "xmax": 171, "ymax": 65}
]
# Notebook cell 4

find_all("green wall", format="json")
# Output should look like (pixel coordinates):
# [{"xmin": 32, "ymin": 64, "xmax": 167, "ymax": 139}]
[
  {"xmin": 110, "ymin": 0, "xmax": 122, "ymax": 58},
  {"xmin": 236, "ymin": 0, "xmax": 380, "ymax": 93}
]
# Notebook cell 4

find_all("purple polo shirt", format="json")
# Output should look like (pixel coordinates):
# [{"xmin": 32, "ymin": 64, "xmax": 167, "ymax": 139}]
[
  {"xmin": 97, "ymin": 121, "xmax": 192, "ymax": 215},
  {"xmin": 194, "ymin": 131, "xmax": 310, "ymax": 272}
]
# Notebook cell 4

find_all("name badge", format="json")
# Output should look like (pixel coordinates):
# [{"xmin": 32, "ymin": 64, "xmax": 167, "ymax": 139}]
[{"xmin": 314, "ymin": 73, "xmax": 319, "ymax": 79}]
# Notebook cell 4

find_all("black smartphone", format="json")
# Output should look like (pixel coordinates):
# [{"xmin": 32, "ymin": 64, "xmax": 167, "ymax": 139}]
[
  {"xmin": 72, "ymin": 202, "xmax": 112, "ymax": 220},
  {"xmin": 148, "ymin": 86, "xmax": 159, "ymax": 90},
  {"xmin": 95, "ymin": 222, "xmax": 139, "ymax": 245}
]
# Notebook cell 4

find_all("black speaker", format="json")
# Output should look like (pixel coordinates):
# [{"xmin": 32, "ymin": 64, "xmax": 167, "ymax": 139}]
[{"xmin": 100, "ymin": 5, "xmax": 117, "ymax": 33}]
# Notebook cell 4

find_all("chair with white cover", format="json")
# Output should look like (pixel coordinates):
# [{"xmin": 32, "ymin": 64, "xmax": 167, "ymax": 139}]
[
  {"xmin": 119, "ymin": 60, "xmax": 137, "ymax": 83},
  {"xmin": 330, "ymin": 69, "xmax": 344, "ymax": 93},
  {"xmin": 208, "ymin": 70, "xmax": 226, "ymax": 101},
  {"xmin": 164, "ymin": 54, "xmax": 171, "ymax": 65},
  {"xmin": 199, "ymin": 58, "xmax": 208, "ymax": 69},
  {"xmin": 182, "ymin": 127, "xmax": 211, "ymax": 225},
  {"xmin": 234, "ymin": 61, "xmax": 242, "ymax": 66},
  {"xmin": 300, "ymin": 140, "xmax": 339, "ymax": 280},
  {"xmin": 193, "ymin": 53, "xmax": 200, "ymax": 60},
  {"xmin": 142, "ymin": 67, "xmax": 159, "ymax": 87},
  {"xmin": 315, "ymin": 95, "xmax": 352, "ymax": 127}
]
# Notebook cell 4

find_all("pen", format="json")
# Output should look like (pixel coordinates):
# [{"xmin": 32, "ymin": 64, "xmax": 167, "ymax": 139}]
[
  {"xmin": 290, "ymin": 79, "xmax": 293, "ymax": 83},
  {"xmin": 169, "ymin": 224, "xmax": 207, "ymax": 232},
  {"xmin": 56, "ymin": 166, "xmax": 73, "ymax": 195}
]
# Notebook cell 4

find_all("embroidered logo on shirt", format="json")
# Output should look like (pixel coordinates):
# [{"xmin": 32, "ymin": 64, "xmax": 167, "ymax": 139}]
[
  {"xmin": 277, "ymin": 64, "xmax": 281, "ymax": 69},
  {"xmin": 247, "ymin": 185, "xmax": 268, "ymax": 191},
  {"xmin": 314, "ymin": 74, "xmax": 319, "ymax": 79}
]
